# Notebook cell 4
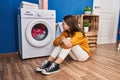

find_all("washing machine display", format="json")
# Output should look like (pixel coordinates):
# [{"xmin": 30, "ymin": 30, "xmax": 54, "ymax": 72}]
[{"xmin": 31, "ymin": 23, "xmax": 48, "ymax": 40}]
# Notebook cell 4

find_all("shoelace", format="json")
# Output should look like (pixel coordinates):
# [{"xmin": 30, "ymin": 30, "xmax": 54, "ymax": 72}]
[
  {"xmin": 40, "ymin": 61, "xmax": 48, "ymax": 68},
  {"xmin": 46, "ymin": 63, "xmax": 55, "ymax": 71}
]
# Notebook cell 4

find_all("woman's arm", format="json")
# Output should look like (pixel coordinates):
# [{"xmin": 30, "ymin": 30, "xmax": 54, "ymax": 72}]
[
  {"xmin": 53, "ymin": 31, "xmax": 68, "ymax": 46},
  {"xmin": 62, "ymin": 38, "xmax": 72, "ymax": 48},
  {"xmin": 71, "ymin": 32, "xmax": 85, "ymax": 46}
]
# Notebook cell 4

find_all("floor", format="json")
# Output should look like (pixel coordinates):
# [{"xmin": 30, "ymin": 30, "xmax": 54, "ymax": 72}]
[{"xmin": 0, "ymin": 43, "xmax": 120, "ymax": 80}]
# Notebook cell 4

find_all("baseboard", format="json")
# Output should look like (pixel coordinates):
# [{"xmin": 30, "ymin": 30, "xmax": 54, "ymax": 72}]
[{"xmin": 0, "ymin": 52, "xmax": 18, "ymax": 58}]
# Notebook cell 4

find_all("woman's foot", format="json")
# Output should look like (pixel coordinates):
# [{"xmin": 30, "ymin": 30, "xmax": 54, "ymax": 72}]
[
  {"xmin": 35, "ymin": 60, "xmax": 51, "ymax": 72},
  {"xmin": 42, "ymin": 63, "xmax": 60, "ymax": 75}
]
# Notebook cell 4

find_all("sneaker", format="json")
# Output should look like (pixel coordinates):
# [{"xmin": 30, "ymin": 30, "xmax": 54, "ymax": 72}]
[
  {"xmin": 35, "ymin": 60, "xmax": 51, "ymax": 72},
  {"xmin": 42, "ymin": 63, "xmax": 60, "ymax": 75}
]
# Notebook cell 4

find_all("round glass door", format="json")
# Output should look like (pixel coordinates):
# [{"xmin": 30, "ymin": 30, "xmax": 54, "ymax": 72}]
[
  {"xmin": 31, "ymin": 24, "xmax": 48, "ymax": 41},
  {"xmin": 25, "ymin": 20, "xmax": 53, "ymax": 47}
]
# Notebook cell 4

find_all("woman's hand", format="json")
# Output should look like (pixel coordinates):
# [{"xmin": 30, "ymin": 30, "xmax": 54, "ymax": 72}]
[{"xmin": 62, "ymin": 38, "xmax": 72, "ymax": 48}]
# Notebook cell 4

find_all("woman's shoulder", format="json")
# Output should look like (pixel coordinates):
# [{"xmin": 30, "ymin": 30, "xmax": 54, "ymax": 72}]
[
  {"xmin": 73, "ymin": 31, "xmax": 84, "ymax": 37},
  {"xmin": 60, "ymin": 30, "xmax": 69, "ymax": 37}
]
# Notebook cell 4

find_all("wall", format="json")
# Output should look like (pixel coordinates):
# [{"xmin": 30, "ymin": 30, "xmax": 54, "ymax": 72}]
[
  {"xmin": 48, "ymin": 0, "xmax": 93, "ymax": 22},
  {"xmin": 0, "ymin": 0, "xmax": 15, "ymax": 53},
  {"xmin": 0, "ymin": 0, "xmax": 93, "ymax": 54},
  {"xmin": 117, "ymin": 12, "xmax": 120, "ymax": 40},
  {"xmin": 117, "ymin": 1, "xmax": 120, "ymax": 41},
  {"xmin": 0, "ymin": 0, "xmax": 38, "ymax": 54}
]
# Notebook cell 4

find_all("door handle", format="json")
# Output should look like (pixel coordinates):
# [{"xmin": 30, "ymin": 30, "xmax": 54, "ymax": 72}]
[{"xmin": 95, "ymin": 6, "xmax": 101, "ymax": 9}]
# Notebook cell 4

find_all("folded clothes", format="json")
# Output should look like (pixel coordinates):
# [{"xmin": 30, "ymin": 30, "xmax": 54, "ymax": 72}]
[
  {"xmin": 22, "ymin": 5, "xmax": 38, "ymax": 9},
  {"xmin": 57, "ymin": 22, "xmax": 63, "ymax": 32},
  {"xmin": 20, "ymin": 1, "xmax": 39, "ymax": 9},
  {"xmin": 56, "ymin": 22, "xmax": 63, "ymax": 37},
  {"xmin": 21, "ymin": 1, "xmax": 38, "ymax": 6}
]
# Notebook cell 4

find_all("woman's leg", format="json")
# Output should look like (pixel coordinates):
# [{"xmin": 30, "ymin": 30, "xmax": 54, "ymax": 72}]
[
  {"xmin": 48, "ymin": 46, "xmax": 62, "ymax": 62},
  {"xmin": 42, "ymin": 48, "xmax": 71, "ymax": 74},
  {"xmin": 55, "ymin": 48, "xmax": 71, "ymax": 64},
  {"xmin": 71, "ymin": 45, "xmax": 89, "ymax": 61},
  {"xmin": 69, "ymin": 51, "xmax": 77, "ymax": 60},
  {"xmin": 35, "ymin": 46, "xmax": 62, "ymax": 72}
]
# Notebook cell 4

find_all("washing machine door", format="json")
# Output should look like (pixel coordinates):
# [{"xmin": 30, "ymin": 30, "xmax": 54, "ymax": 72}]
[{"xmin": 25, "ymin": 20, "xmax": 53, "ymax": 47}]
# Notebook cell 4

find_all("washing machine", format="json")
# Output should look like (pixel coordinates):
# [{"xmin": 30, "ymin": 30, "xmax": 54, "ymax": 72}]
[{"xmin": 18, "ymin": 8, "xmax": 56, "ymax": 59}]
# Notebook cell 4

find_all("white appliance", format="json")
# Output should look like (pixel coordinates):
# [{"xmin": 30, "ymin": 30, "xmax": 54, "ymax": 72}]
[{"xmin": 18, "ymin": 8, "xmax": 56, "ymax": 59}]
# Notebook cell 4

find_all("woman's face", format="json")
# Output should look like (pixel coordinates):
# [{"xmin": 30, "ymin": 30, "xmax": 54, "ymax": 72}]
[{"xmin": 62, "ymin": 21, "xmax": 70, "ymax": 30}]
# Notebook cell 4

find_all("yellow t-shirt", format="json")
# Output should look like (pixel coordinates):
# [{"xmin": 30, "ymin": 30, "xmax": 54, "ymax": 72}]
[{"xmin": 53, "ymin": 31, "xmax": 91, "ymax": 56}]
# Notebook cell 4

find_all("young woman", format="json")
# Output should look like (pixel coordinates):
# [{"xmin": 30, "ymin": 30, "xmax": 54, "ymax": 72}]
[{"xmin": 35, "ymin": 15, "xmax": 91, "ymax": 75}]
